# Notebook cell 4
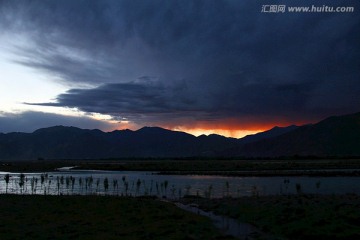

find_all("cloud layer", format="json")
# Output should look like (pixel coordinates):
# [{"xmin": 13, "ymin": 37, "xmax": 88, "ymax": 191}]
[
  {"xmin": 0, "ymin": 111, "xmax": 117, "ymax": 133},
  {"xmin": 1, "ymin": 0, "xmax": 360, "ymax": 131}
]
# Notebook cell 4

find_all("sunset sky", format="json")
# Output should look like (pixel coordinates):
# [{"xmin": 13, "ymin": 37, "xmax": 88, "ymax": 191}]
[{"xmin": 0, "ymin": 0, "xmax": 359, "ymax": 138}]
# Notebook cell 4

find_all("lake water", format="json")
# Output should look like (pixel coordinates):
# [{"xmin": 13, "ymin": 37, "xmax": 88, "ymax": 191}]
[{"xmin": 0, "ymin": 170, "xmax": 359, "ymax": 198}]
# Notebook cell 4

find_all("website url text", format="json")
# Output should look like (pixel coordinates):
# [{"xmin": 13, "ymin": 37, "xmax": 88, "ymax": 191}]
[{"xmin": 261, "ymin": 5, "xmax": 355, "ymax": 13}]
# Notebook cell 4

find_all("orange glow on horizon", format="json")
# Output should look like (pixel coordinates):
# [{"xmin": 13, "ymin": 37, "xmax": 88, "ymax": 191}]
[
  {"xmin": 174, "ymin": 128, "xmax": 263, "ymax": 138},
  {"xmin": 164, "ymin": 118, "xmax": 293, "ymax": 138},
  {"xmin": 112, "ymin": 117, "xmax": 312, "ymax": 138}
]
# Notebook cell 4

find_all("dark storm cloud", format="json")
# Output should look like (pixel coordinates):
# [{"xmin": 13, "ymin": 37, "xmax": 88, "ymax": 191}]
[
  {"xmin": 0, "ymin": 111, "xmax": 116, "ymax": 133},
  {"xmin": 26, "ymin": 80, "xmax": 215, "ymax": 122},
  {"xmin": 2, "ymin": 0, "xmax": 360, "ymax": 126}
]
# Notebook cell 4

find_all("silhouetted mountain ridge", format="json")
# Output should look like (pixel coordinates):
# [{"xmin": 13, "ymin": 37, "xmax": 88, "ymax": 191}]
[
  {"xmin": 0, "ymin": 112, "xmax": 359, "ymax": 160},
  {"xmin": 239, "ymin": 125, "xmax": 299, "ymax": 144},
  {"xmin": 236, "ymin": 112, "xmax": 360, "ymax": 157}
]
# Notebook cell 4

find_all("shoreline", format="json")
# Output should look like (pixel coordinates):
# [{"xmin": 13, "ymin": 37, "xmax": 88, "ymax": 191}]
[
  {"xmin": 1, "ymin": 159, "xmax": 360, "ymax": 177},
  {"xmin": 158, "ymin": 169, "xmax": 360, "ymax": 177}
]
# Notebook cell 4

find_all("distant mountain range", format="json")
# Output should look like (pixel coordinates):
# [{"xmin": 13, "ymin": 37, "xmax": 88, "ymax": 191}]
[
  {"xmin": 0, "ymin": 112, "xmax": 359, "ymax": 160},
  {"xmin": 236, "ymin": 112, "xmax": 360, "ymax": 157}
]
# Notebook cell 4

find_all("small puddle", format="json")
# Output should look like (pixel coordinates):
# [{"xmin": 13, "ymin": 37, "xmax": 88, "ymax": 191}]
[{"xmin": 174, "ymin": 202, "xmax": 264, "ymax": 239}]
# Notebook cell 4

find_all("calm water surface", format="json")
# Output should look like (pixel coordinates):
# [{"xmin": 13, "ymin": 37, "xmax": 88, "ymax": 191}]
[{"xmin": 0, "ymin": 170, "xmax": 359, "ymax": 198}]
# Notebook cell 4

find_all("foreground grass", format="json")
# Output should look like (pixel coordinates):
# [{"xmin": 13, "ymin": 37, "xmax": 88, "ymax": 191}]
[
  {"xmin": 181, "ymin": 194, "xmax": 360, "ymax": 240},
  {"xmin": 0, "ymin": 195, "xmax": 233, "ymax": 240}
]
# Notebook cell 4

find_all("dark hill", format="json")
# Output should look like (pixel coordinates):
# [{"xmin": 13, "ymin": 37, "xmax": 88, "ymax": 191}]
[
  {"xmin": 0, "ymin": 126, "xmax": 234, "ymax": 160},
  {"xmin": 239, "ymin": 125, "xmax": 299, "ymax": 144},
  {"xmin": 0, "ymin": 112, "xmax": 359, "ymax": 160},
  {"xmin": 237, "ymin": 112, "xmax": 360, "ymax": 157}
]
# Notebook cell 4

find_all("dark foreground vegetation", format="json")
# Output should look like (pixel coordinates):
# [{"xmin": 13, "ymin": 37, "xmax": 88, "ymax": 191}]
[
  {"xmin": 181, "ymin": 194, "xmax": 360, "ymax": 240},
  {"xmin": 0, "ymin": 195, "xmax": 233, "ymax": 240},
  {"xmin": 1, "ymin": 193, "xmax": 359, "ymax": 240}
]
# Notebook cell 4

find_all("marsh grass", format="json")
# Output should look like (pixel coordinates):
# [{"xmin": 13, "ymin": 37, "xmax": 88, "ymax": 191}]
[
  {"xmin": 0, "ymin": 195, "xmax": 233, "ymax": 240},
  {"xmin": 181, "ymin": 194, "xmax": 360, "ymax": 239}
]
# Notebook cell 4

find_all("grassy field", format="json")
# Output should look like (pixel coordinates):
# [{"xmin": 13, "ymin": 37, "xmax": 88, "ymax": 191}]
[
  {"xmin": 0, "ymin": 194, "xmax": 359, "ymax": 240},
  {"xmin": 0, "ymin": 195, "xmax": 234, "ymax": 240},
  {"xmin": 181, "ymin": 194, "xmax": 360, "ymax": 240}
]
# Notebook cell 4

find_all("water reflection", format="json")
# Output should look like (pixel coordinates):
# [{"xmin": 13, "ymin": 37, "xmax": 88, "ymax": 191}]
[{"xmin": 0, "ymin": 170, "xmax": 360, "ymax": 197}]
